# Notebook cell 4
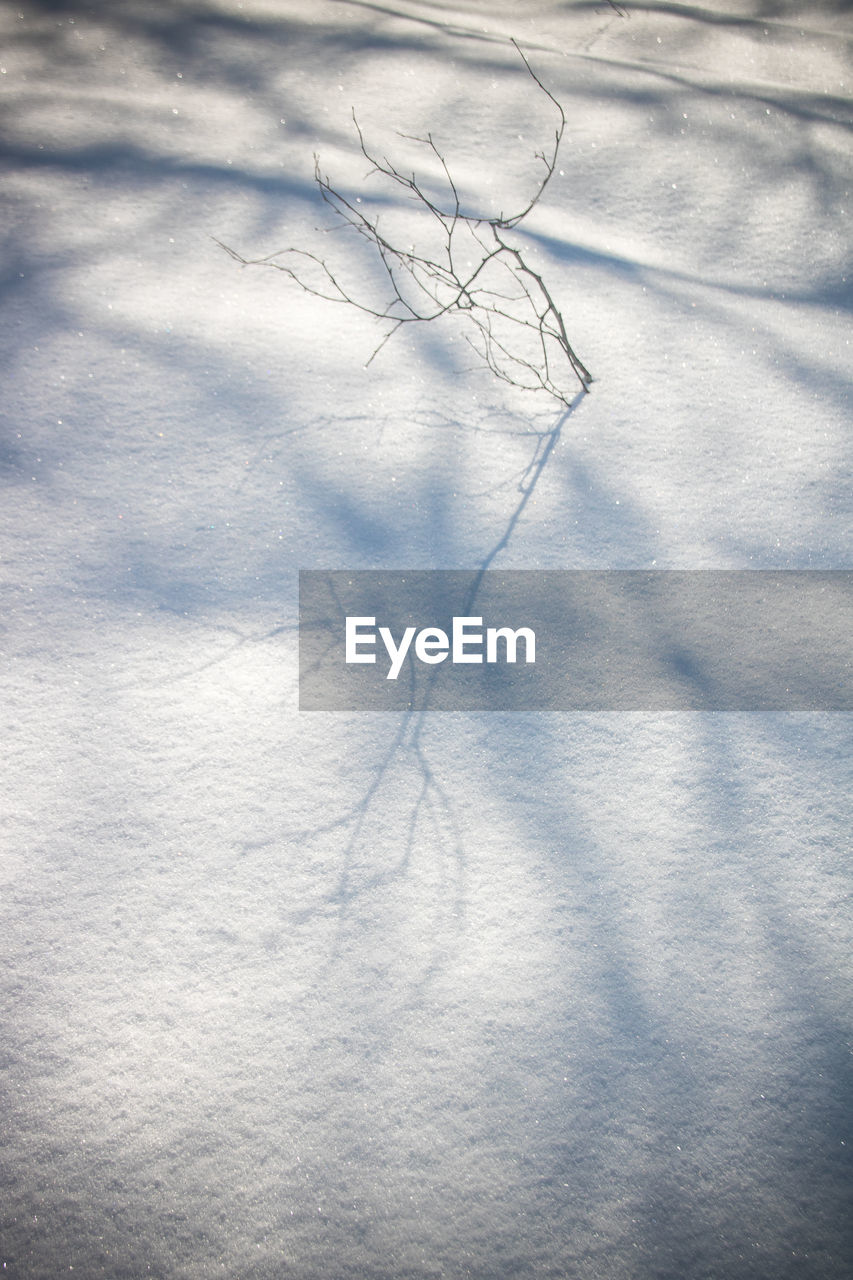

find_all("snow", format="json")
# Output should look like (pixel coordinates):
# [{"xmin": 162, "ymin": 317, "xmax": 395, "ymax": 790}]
[{"xmin": 1, "ymin": 1, "xmax": 851, "ymax": 1277}]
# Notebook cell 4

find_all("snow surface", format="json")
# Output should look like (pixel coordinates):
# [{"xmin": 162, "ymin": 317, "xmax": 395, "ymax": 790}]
[{"xmin": 1, "ymin": 1, "xmax": 851, "ymax": 1276}]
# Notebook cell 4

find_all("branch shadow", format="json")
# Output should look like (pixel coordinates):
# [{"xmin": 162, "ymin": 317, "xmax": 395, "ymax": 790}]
[{"xmin": 2, "ymin": 3, "xmax": 851, "ymax": 1277}]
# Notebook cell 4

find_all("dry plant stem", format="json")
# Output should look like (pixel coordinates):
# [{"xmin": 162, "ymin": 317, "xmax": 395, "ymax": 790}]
[{"xmin": 218, "ymin": 40, "xmax": 591, "ymax": 403}]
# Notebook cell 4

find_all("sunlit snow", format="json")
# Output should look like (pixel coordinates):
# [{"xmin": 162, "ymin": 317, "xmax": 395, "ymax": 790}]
[{"xmin": 1, "ymin": 2, "xmax": 851, "ymax": 1277}]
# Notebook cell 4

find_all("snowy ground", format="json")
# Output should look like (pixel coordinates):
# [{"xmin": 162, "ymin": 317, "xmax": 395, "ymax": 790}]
[{"xmin": 1, "ymin": 1, "xmax": 851, "ymax": 1276}]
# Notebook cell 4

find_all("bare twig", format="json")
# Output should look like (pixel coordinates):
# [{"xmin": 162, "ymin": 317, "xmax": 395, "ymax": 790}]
[{"xmin": 220, "ymin": 42, "xmax": 592, "ymax": 403}]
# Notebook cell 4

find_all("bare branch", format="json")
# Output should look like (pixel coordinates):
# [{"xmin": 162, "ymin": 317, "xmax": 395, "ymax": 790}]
[
  {"xmin": 499, "ymin": 38, "xmax": 567, "ymax": 228},
  {"xmin": 219, "ymin": 42, "xmax": 592, "ymax": 401}
]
